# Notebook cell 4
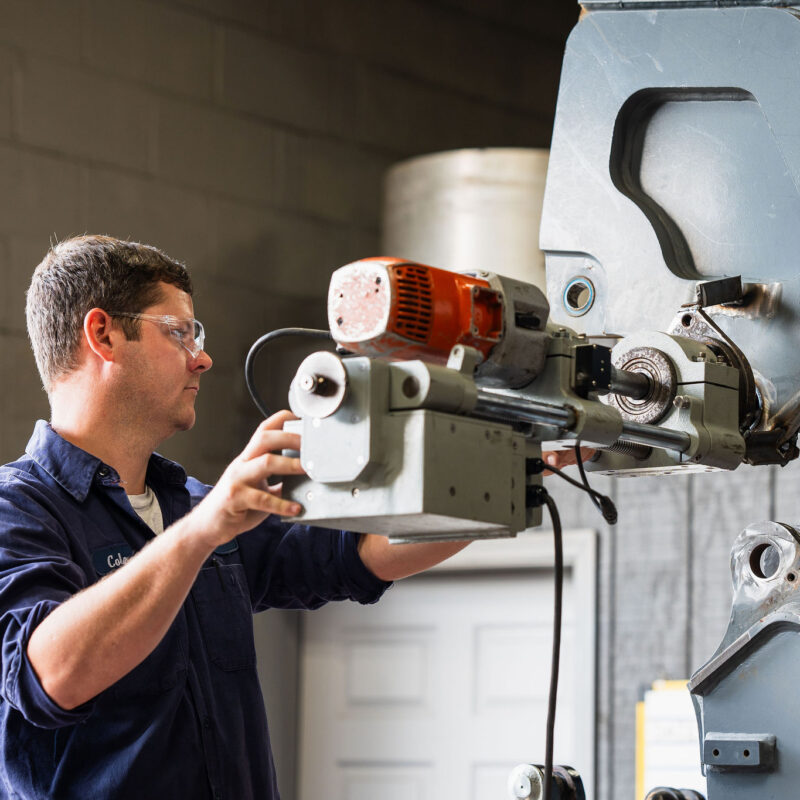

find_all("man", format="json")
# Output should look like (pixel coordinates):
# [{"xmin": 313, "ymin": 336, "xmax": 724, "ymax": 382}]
[{"xmin": 0, "ymin": 235, "xmax": 471, "ymax": 799}]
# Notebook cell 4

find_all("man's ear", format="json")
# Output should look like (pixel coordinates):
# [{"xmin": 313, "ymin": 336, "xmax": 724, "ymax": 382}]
[{"xmin": 83, "ymin": 308, "xmax": 119, "ymax": 363}]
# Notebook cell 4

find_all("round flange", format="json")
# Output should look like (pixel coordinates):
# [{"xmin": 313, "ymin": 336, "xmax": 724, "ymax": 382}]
[
  {"xmin": 289, "ymin": 351, "xmax": 347, "ymax": 418},
  {"xmin": 607, "ymin": 347, "xmax": 676, "ymax": 424}
]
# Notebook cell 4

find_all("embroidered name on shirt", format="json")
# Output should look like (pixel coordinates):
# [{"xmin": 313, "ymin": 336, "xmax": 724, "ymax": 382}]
[{"xmin": 92, "ymin": 543, "xmax": 135, "ymax": 576}]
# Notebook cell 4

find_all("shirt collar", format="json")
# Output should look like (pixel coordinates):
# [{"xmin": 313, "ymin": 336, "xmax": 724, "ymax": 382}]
[{"xmin": 25, "ymin": 420, "xmax": 187, "ymax": 503}]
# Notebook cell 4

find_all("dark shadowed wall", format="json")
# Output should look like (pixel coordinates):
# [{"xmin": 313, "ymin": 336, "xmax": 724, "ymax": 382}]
[{"xmin": 0, "ymin": 2, "xmax": 575, "ymax": 799}]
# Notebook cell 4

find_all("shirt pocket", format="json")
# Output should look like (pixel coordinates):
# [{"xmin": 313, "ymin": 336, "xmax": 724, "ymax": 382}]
[
  {"xmin": 109, "ymin": 614, "xmax": 189, "ymax": 700},
  {"xmin": 192, "ymin": 561, "xmax": 256, "ymax": 671}
]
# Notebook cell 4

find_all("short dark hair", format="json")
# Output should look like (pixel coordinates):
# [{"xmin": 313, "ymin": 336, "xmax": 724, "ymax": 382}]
[{"xmin": 26, "ymin": 235, "xmax": 193, "ymax": 391}]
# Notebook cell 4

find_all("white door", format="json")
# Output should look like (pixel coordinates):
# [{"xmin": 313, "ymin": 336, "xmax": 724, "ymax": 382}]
[{"xmin": 298, "ymin": 531, "xmax": 596, "ymax": 800}]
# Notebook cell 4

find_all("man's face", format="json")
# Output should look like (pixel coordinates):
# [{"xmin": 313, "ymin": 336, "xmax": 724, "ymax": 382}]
[{"xmin": 115, "ymin": 282, "xmax": 212, "ymax": 441}]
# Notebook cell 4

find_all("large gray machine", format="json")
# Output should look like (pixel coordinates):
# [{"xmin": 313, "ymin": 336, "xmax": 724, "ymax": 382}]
[
  {"xmin": 248, "ymin": 2, "xmax": 800, "ymax": 798},
  {"xmin": 544, "ymin": 5, "xmax": 800, "ymax": 799}
]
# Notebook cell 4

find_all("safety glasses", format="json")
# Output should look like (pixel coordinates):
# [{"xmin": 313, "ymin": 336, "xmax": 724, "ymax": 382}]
[{"xmin": 110, "ymin": 312, "xmax": 206, "ymax": 358}]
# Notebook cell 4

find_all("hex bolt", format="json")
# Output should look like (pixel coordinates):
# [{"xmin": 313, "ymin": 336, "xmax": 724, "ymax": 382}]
[{"xmin": 673, "ymin": 395, "xmax": 691, "ymax": 409}]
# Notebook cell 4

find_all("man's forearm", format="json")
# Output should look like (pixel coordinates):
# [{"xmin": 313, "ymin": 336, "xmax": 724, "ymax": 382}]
[
  {"xmin": 27, "ymin": 515, "xmax": 213, "ymax": 710},
  {"xmin": 357, "ymin": 534, "xmax": 470, "ymax": 582}
]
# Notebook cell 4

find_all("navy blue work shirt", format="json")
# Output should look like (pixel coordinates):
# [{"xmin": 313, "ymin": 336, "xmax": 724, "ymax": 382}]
[{"xmin": 0, "ymin": 421, "xmax": 391, "ymax": 799}]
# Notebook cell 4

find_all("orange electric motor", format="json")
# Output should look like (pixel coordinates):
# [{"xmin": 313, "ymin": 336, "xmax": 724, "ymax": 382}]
[{"xmin": 327, "ymin": 257, "xmax": 505, "ymax": 364}]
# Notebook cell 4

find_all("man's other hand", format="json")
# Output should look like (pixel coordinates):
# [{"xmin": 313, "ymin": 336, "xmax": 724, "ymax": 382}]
[{"xmin": 192, "ymin": 410, "xmax": 306, "ymax": 548}]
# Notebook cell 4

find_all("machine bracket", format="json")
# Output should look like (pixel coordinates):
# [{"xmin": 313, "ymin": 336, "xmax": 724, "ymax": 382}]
[{"xmin": 703, "ymin": 733, "xmax": 776, "ymax": 772}]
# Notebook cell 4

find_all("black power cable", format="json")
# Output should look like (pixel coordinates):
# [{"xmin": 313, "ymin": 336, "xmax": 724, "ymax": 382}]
[
  {"xmin": 574, "ymin": 442, "xmax": 618, "ymax": 525},
  {"xmin": 245, "ymin": 327, "xmax": 332, "ymax": 418},
  {"xmin": 528, "ymin": 455, "xmax": 618, "ymax": 526},
  {"xmin": 528, "ymin": 448, "xmax": 617, "ymax": 800},
  {"xmin": 541, "ymin": 490, "xmax": 563, "ymax": 800}
]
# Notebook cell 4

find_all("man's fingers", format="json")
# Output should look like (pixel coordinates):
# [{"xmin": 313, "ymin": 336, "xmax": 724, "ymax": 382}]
[
  {"xmin": 262, "ymin": 409, "xmax": 298, "ymax": 430},
  {"xmin": 542, "ymin": 447, "xmax": 597, "ymax": 473},
  {"xmin": 544, "ymin": 452, "xmax": 561, "ymax": 467},
  {"xmin": 238, "ymin": 453, "xmax": 306, "ymax": 483},
  {"xmin": 241, "ymin": 428, "xmax": 301, "ymax": 461},
  {"xmin": 238, "ymin": 486, "xmax": 301, "ymax": 517}
]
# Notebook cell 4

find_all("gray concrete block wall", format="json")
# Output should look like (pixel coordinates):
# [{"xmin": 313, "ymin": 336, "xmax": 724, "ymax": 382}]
[{"xmin": 0, "ymin": 0, "xmax": 566, "ymax": 470}]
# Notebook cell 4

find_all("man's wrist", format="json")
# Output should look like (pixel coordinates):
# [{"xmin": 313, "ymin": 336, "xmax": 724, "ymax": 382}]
[{"xmin": 164, "ymin": 512, "xmax": 221, "ymax": 563}]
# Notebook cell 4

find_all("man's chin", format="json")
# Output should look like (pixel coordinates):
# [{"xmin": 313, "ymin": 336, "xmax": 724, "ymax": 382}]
[
  {"xmin": 169, "ymin": 407, "xmax": 197, "ymax": 435},
  {"xmin": 178, "ymin": 411, "xmax": 196, "ymax": 432}
]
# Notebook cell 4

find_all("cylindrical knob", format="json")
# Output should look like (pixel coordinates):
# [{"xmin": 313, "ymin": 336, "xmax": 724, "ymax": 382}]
[
  {"xmin": 507, "ymin": 764, "xmax": 585, "ymax": 800},
  {"xmin": 508, "ymin": 764, "xmax": 544, "ymax": 800},
  {"xmin": 298, "ymin": 373, "xmax": 334, "ymax": 396},
  {"xmin": 299, "ymin": 373, "xmax": 317, "ymax": 393}
]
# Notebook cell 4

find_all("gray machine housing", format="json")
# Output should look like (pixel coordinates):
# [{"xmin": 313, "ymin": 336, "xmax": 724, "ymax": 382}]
[{"xmin": 284, "ymin": 355, "xmax": 535, "ymax": 543}]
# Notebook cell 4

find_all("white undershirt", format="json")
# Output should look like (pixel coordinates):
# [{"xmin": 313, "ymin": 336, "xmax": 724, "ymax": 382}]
[{"xmin": 127, "ymin": 485, "xmax": 164, "ymax": 535}]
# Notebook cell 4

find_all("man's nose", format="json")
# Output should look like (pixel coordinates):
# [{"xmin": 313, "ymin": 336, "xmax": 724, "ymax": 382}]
[{"xmin": 192, "ymin": 349, "xmax": 213, "ymax": 372}]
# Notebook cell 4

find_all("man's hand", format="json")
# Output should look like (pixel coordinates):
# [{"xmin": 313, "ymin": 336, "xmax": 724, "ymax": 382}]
[
  {"xmin": 190, "ymin": 410, "xmax": 306, "ymax": 549},
  {"xmin": 542, "ymin": 447, "xmax": 596, "ymax": 473}
]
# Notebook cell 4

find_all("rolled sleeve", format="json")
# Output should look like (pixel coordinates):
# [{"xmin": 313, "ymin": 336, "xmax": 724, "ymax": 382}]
[
  {"xmin": 3, "ymin": 599, "xmax": 93, "ymax": 728},
  {"xmin": 0, "ymin": 483, "xmax": 93, "ymax": 728},
  {"xmin": 336, "ymin": 531, "xmax": 392, "ymax": 604},
  {"xmin": 238, "ymin": 520, "xmax": 392, "ymax": 612}
]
